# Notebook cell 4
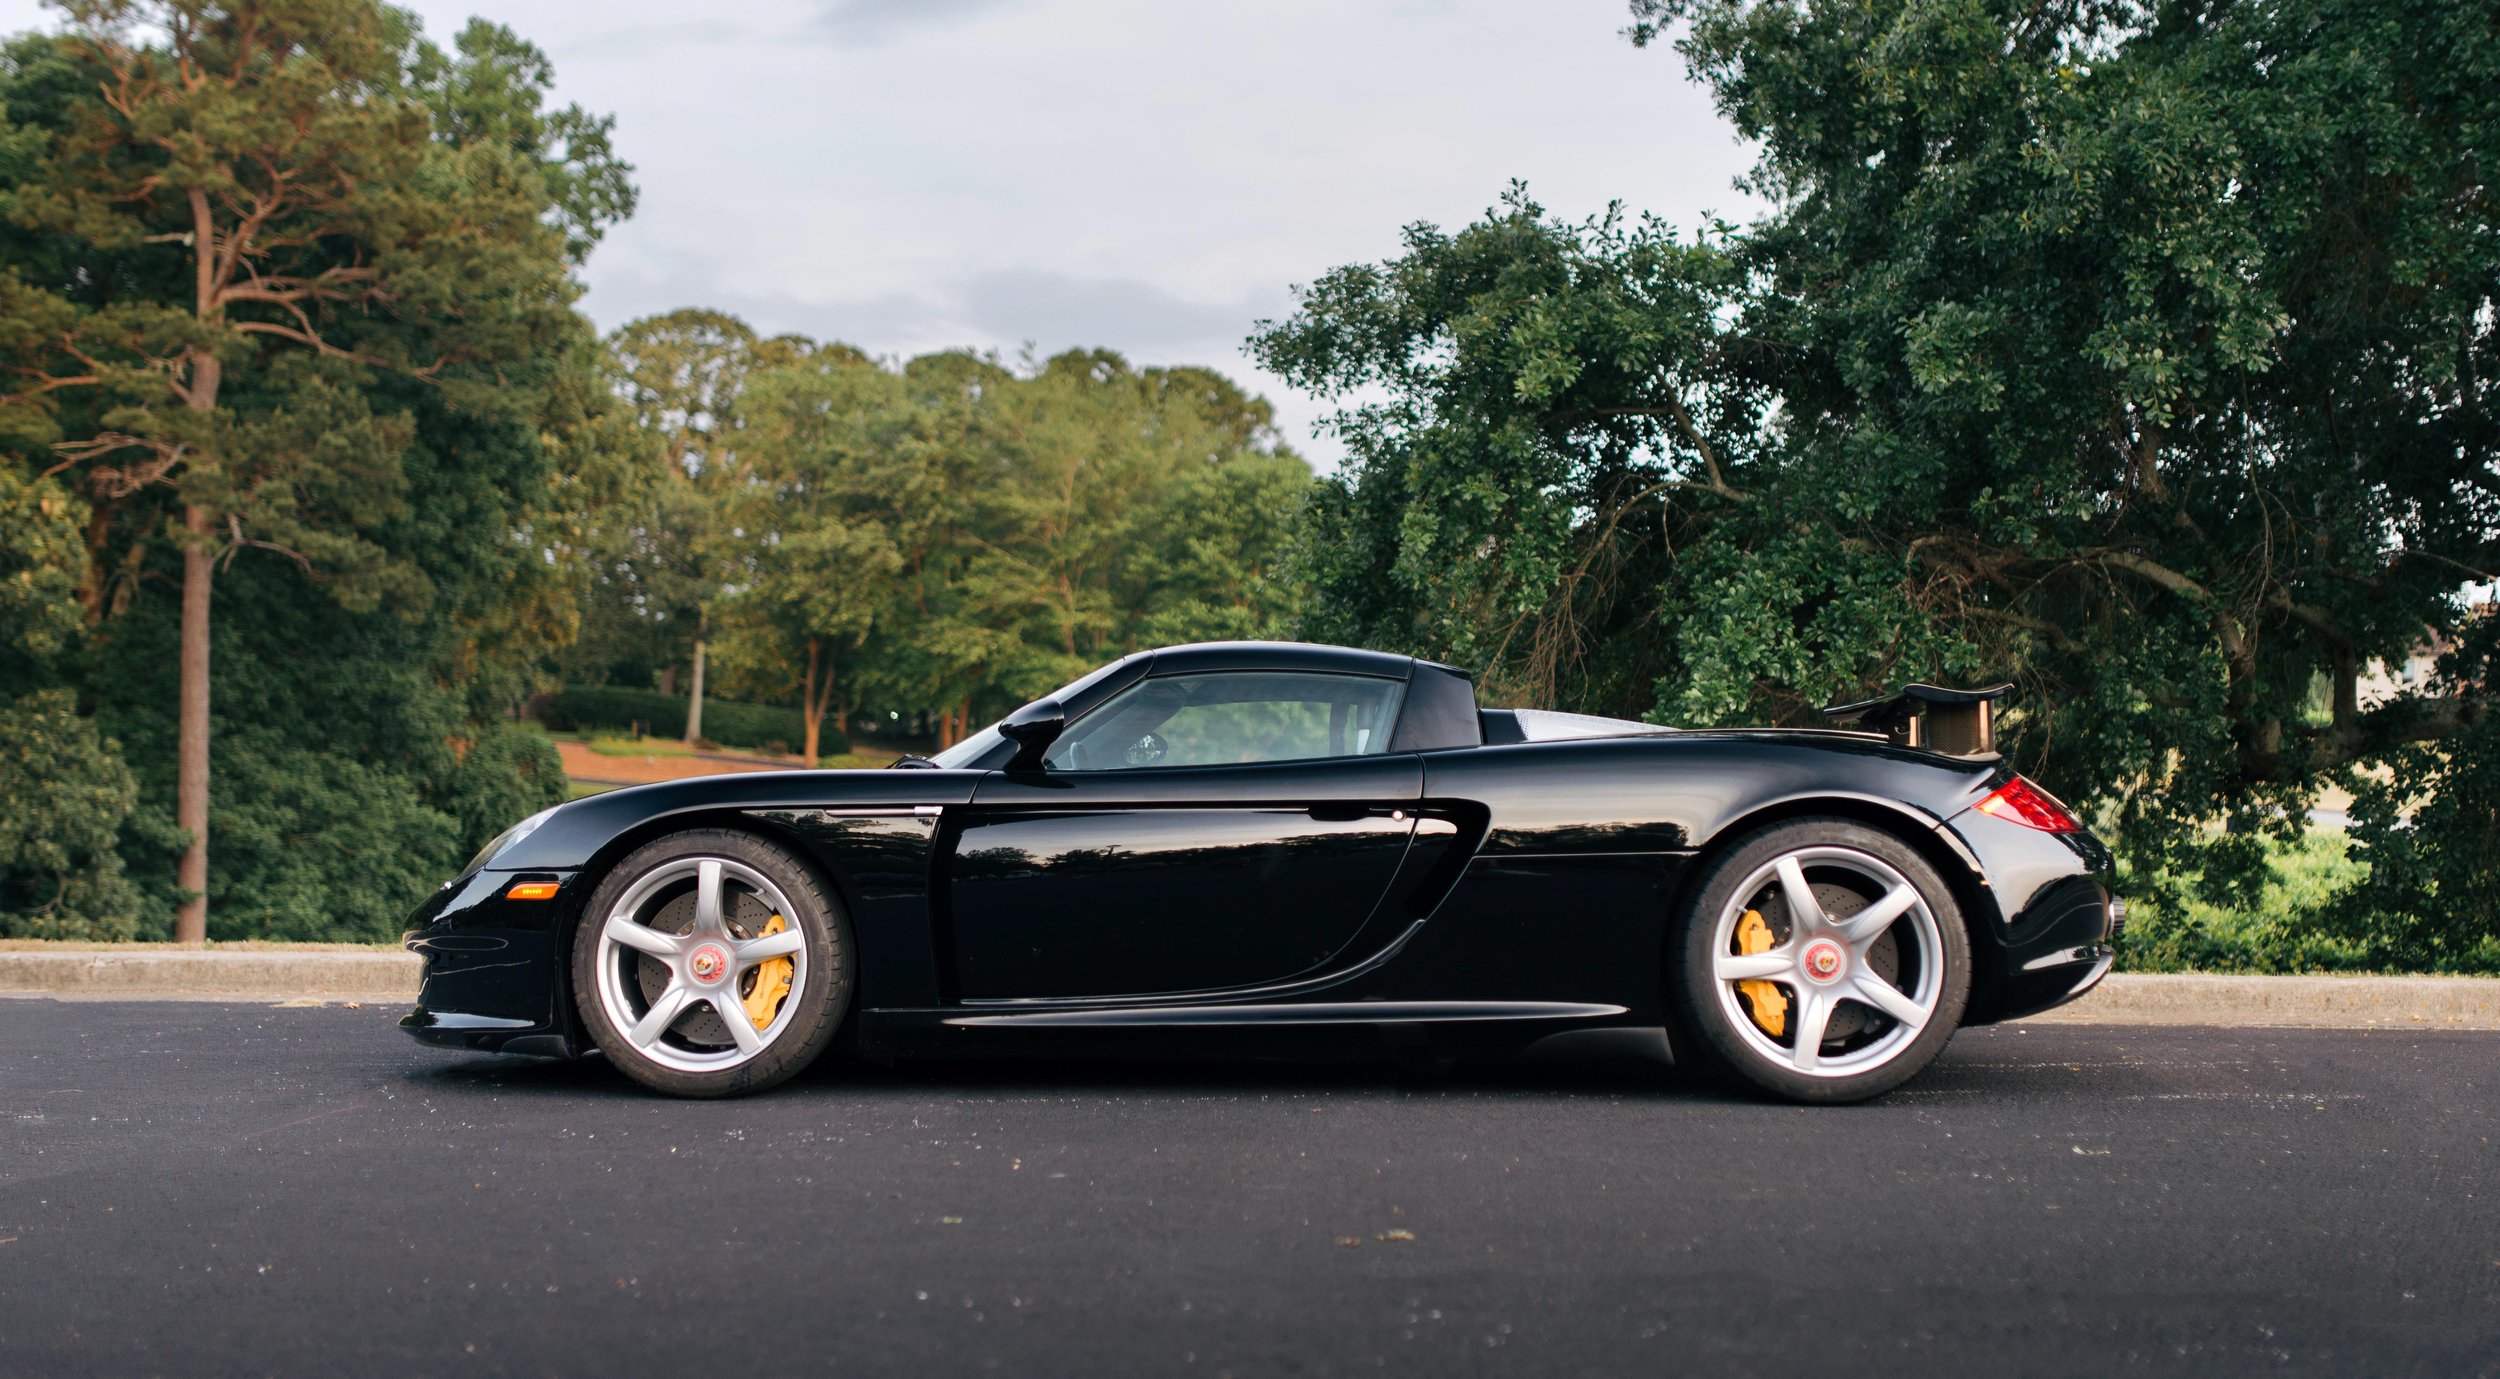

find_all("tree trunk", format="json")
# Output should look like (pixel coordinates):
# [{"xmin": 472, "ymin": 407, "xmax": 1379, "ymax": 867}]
[
  {"xmin": 801, "ymin": 636, "xmax": 824, "ymax": 766},
  {"xmin": 173, "ymin": 502, "xmax": 214, "ymax": 944},
  {"xmin": 173, "ymin": 321, "xmax": 223, "ymax": 945},
  {"xmin": 659, "ymin": 665, "xmax": 677, "ymax": 696},
  {"xmin": 684, "ymin": 635, "xmax": 707, "ymax": 744}
]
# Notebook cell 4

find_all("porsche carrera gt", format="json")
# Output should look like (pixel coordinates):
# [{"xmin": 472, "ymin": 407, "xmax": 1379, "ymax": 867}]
[{"xmin": 402, "ymin": 640, "xmax": 2118, "ymax": 1102}]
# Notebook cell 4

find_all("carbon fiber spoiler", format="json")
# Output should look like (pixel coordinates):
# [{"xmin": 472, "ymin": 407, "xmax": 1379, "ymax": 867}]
[{"xmin": 1821, "ymin": 682, "xmax": 2013, "ymax": 757}]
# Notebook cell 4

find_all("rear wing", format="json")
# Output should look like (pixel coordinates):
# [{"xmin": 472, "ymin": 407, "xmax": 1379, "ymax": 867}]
[{"xmin": 1821, "ymin": 683, "xmax": 2013, "ymax": 757}]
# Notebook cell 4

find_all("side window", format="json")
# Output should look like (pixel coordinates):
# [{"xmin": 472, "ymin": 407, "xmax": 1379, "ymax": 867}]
[{"xmin": 1042, "ymin": 672, "xmax": 1406, "ymax": 771}]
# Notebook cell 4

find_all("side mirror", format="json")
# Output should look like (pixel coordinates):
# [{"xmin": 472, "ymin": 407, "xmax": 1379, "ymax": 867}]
[{"xmin": 997, "ymin": 697, "xmax": 1066, "ymax": 771}]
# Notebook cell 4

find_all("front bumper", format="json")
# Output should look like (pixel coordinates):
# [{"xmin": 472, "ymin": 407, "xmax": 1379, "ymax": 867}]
[{"xmin": 399, "ymin": 865, "xmax": 582, "ymax": 1058}]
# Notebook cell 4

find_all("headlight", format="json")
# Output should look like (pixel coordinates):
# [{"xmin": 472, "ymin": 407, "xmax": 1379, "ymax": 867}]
[{"xmin": 465, "ymin": 806, "xmax": 557, "ymax": 875}]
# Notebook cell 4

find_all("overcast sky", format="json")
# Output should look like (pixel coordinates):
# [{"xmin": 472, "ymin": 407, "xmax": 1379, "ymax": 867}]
[{"xmin": 0, "ymin": 0, "xmax": 1761, "ymax": 464}]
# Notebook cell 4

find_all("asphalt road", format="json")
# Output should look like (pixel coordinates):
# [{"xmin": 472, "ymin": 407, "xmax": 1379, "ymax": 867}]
[{"xmin": 1, "ymin": 1003, "xmax": 2494, "ymax": 1377}]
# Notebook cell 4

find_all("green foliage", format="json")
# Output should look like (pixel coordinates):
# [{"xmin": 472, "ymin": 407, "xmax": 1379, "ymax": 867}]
[
  {"xmin": 2335, "ymin": 622, "xmax": 2500, "ymax": 967},
  {"xmin": 0, "ymin": 467, "xmax": 85, "ymax": 678},
  {"xmin": 446, "ymin": 724, "xmax": 569, "ymax": 863},
  {"xmin": 81, "ymin": 521, "xmax": 582, "ymax": 936},
  {"xmin": 0, "ymin": 690, "xmax": 144, "ymax": 938},
  {"xmin": 0, "ymin": 0, "xmax": 632, "ymax": 940},
  {"xmin": 200, "ymin": 725, "xmax": 459, "ymax": 942},
  {"xmin": 2120, "ymin": 831, "xmax": 2382, "ymax": 973},
  {"xmin": 708, "ymin": 344, "xmax": 902, "ymax": 757},
  {"xmin": 1255, "ymin": 190, "xmax": 1749, "ymax": 714},
  {"xmin": 691, "ymin": 341, "xmax": 1313, "ymax": 742},
  {"xmin": 1262, "ymin": 2, "xmax": 2497, "ymax": 930},
  {"xmin": 925, "ymin": 350, "xmax": 1314, "ymax": 701},
  {"xmin": 405, "ymin": 18, "xmax": 636, "ymax": 265},
  {"xmin": 0, "ymin": 468, "xmax": 142, "ymax": 938},
  {"xmin": 2121, "ymin": 829, "xmax": 2500, "ymax": 976},
  {"xmin": 580, "ymin": 734, "xmax": 694, "ymax": 758},
  {"xmin": 1627, "ymin": 0, "xmax": 2496, "ymax": 892},
  {"xmin": 539, "ymin": 688, "xmax": 831, "ymax": 755}
]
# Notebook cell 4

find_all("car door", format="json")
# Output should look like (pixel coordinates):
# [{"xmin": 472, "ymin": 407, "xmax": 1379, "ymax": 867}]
[{"xmin": 946, "ymin": 669, "xmax": 1422, "ymax": 1002}]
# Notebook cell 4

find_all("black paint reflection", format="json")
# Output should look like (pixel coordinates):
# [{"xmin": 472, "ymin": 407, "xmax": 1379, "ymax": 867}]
[{"xmin": 950, "ymin": 808, "xmax": 1414, "ymax": 1000}]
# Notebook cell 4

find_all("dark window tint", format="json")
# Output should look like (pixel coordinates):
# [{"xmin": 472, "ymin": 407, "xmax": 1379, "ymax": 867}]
[{"xmin": 1043, "ymin": 672, "xmax": 1405, "ymax": 771}]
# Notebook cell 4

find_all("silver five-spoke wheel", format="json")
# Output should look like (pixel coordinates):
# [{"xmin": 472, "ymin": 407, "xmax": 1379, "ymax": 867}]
[
  {"xmin": 1675, "ymin": 818, "xmax": 1969, "ymax": 1103},
  {"xmin": 592, "ymin": 855, "xmax": 809, "ymax": 1075},
  {"xmin": 1710, "ymin": 846, "xmax": 1944, "ymax": 1077}
]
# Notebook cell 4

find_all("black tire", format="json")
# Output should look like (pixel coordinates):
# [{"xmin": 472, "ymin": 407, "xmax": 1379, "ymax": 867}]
[
  {"xmin": 1669, "ymin": 818, "xmax": 1970, "ymax": 1104},
  {"xmin": 571, "ymin": 829, "xmax": 852, "ymax": 1098}
]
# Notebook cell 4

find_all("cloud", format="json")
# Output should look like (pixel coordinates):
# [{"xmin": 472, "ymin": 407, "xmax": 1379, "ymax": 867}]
[
  {"xmin": 553, "ymin": 20, "xmax": 764, "ymax": 59},
  {"xmin": 586, "ymin": 258, "xmax": 1278, "ymax": 359},
  {"xmin": 947, "ymin": 269, "xmax": 1281, "ymax": 356},
  {"xmin": 806, "ymin": 0, "xmax": 1019, "ymax": 47}
]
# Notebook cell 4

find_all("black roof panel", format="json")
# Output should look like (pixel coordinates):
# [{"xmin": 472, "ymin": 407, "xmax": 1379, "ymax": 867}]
[{"xmin": 1142, "ymin": 640, "xmax": 1418, "ymax": 681}]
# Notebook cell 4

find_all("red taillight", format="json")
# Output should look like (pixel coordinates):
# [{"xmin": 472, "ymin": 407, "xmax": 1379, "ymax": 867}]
[{"xmin": 1975, "ymin": 776, "xmax": 2081, "ymax": 833}]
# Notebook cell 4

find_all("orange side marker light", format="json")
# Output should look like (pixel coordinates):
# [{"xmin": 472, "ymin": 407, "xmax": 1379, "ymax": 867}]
[{"xmin": 504, "ymin": 882, "xmax": 560, "ymax": 901}]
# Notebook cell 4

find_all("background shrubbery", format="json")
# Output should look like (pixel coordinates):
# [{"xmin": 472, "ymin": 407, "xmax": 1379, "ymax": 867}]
[
  {"xmin": 2120, "ymin": 833, "xmax": 2500, "ymax": 976},
  {"xmin": 2, "ymin": 0, "xmax": 2491, "ymax": 964},
  {"xmin": 537, "ymin": 689, "xmax": 835, "ymax": 757}
]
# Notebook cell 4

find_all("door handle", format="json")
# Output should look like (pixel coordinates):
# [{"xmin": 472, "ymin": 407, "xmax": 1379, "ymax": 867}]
[{"xmin": 1307, "ymin": 805, "xmax": 1410, "ymax": 823}]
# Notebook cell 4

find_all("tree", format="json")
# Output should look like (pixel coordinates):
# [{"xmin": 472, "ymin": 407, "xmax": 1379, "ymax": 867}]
[
  {"xmin": 1260, "ymin": 0, "xmax": 2496, "ymax": 913},
  {"xmin": 1631, "ymin": 0, "xmax": 2495, "ymax": 894},
  {"xmin": 1252, "ymin": 191, "xmax": 1757, "ymax": 714},
  {"xmin": 719, "ymin": 345, "xmax": 904, "ymax": 763},
  {"xmin": 0, "ymin": 1, "xmax": 626, "ymax": 938},
  {"xmin": 600, "ymin": 310, "xmax": 819, "ymax": 742},
  {"xmin": 949, "ymin": 351, "xmax": 1311, "ymax": 696},
  {"xmin": 693, "ymin": 346, "xmax": 1315, "ymax": 750}
]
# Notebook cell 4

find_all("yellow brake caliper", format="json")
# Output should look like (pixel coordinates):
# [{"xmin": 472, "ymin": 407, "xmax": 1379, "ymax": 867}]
[
  {"xmin": 741, "ymin": 913, "xmax": 794, "ymax": 1031},
  {"xmin": 1734, "ymin": 908, "xmax": 1789, "ymax": 1038}
]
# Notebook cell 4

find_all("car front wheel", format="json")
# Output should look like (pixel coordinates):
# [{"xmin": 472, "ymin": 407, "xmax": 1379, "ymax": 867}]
[
  {"xmin": 571, "ymin": 829, "xmax": 852, "ymax": 1098},
  {"xmin": 1671, "ymin": 818, "xmax": 1970, "ymax": 1104}
]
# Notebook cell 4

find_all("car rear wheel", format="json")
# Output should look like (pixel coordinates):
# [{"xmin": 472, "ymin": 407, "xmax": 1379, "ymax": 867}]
[
  {"xmin": 1670, "ymin": 818, "xmax": 1970, "ymax": 1104},
  {"xmin": 571, "ymin": 830, "xmax": 851, "ymax": 1098}
]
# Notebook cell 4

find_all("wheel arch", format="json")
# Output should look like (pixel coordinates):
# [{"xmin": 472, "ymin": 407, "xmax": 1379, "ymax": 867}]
[{"xmin": 1668, "ymin": 793, "xmax": 2008, "ymax": 1026}]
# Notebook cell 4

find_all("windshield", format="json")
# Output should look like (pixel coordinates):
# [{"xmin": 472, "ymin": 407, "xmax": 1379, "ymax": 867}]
[
  {"xmin": 921, "ymin": 652, "xmax": 1145, "ymax": 769},
  {"xmin": 926, "ymin": 722, "xmax": 1004, "ymax": 769}
]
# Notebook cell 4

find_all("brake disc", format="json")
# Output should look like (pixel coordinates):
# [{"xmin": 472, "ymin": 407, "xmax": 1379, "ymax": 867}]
[
  {"xmin": 1757, "ymin": 878, "xmax": 1903, "ymax": 1044},
  {"xmin": 635, "ymin": 883, "xmax": 781, "ymax": 1048}
]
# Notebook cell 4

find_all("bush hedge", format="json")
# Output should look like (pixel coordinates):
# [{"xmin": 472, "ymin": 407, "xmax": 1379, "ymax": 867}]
[
  {"xmin": 2118, "ymin": 830, "xmax": 2500, "ymax": 977},
  {"xmin": 539, "ymin": 688, "xmax": 845, "ymax": 756}
]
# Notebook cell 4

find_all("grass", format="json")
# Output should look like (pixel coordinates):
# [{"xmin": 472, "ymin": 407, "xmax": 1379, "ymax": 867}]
[
  {"xmin": 572, "ymin": 736, "xmax": 897, "ymax": 766},
  {"xmin": 560, "ymin": 746, "xmax": 903, "ymax": 802},
  {"xmin": 2114, "ymin": 829, "xmax": 2498, "ymax": 974},
  {"xmin": 809, "ymin": 751, "xmax": 897, "ymax": 769},
  {"xmin": 581, "ymin": 733, "xmax": 699, "ymax": 758}
]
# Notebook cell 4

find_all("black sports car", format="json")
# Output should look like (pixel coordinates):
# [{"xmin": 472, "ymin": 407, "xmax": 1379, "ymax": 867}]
[{"xmin": 404, "ymin": 640, "xmax": 2118, "ymax": 1103}]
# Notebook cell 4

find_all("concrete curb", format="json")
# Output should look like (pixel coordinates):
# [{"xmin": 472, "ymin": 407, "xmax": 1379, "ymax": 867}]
[
  {"xmin": 0, "ymin": 952, "xmax": 2494, "ymax": 1027},
  {"xmin": 0, "ymin": 948, "xmax": 419, "ymax": 1001},
  {"xmin": 2015, "ymin": 973, "xmax": 2500, "ymax": 1030}
]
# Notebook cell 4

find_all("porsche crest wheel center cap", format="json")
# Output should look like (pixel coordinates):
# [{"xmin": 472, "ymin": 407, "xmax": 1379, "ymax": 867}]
[
  {"xmin": 688, "ymin": 944, "xmax": 729, "ymax": 984},
  {"xmin": 1801, "ymin": 938, "xmax": 1846, "ymax": 984}
]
